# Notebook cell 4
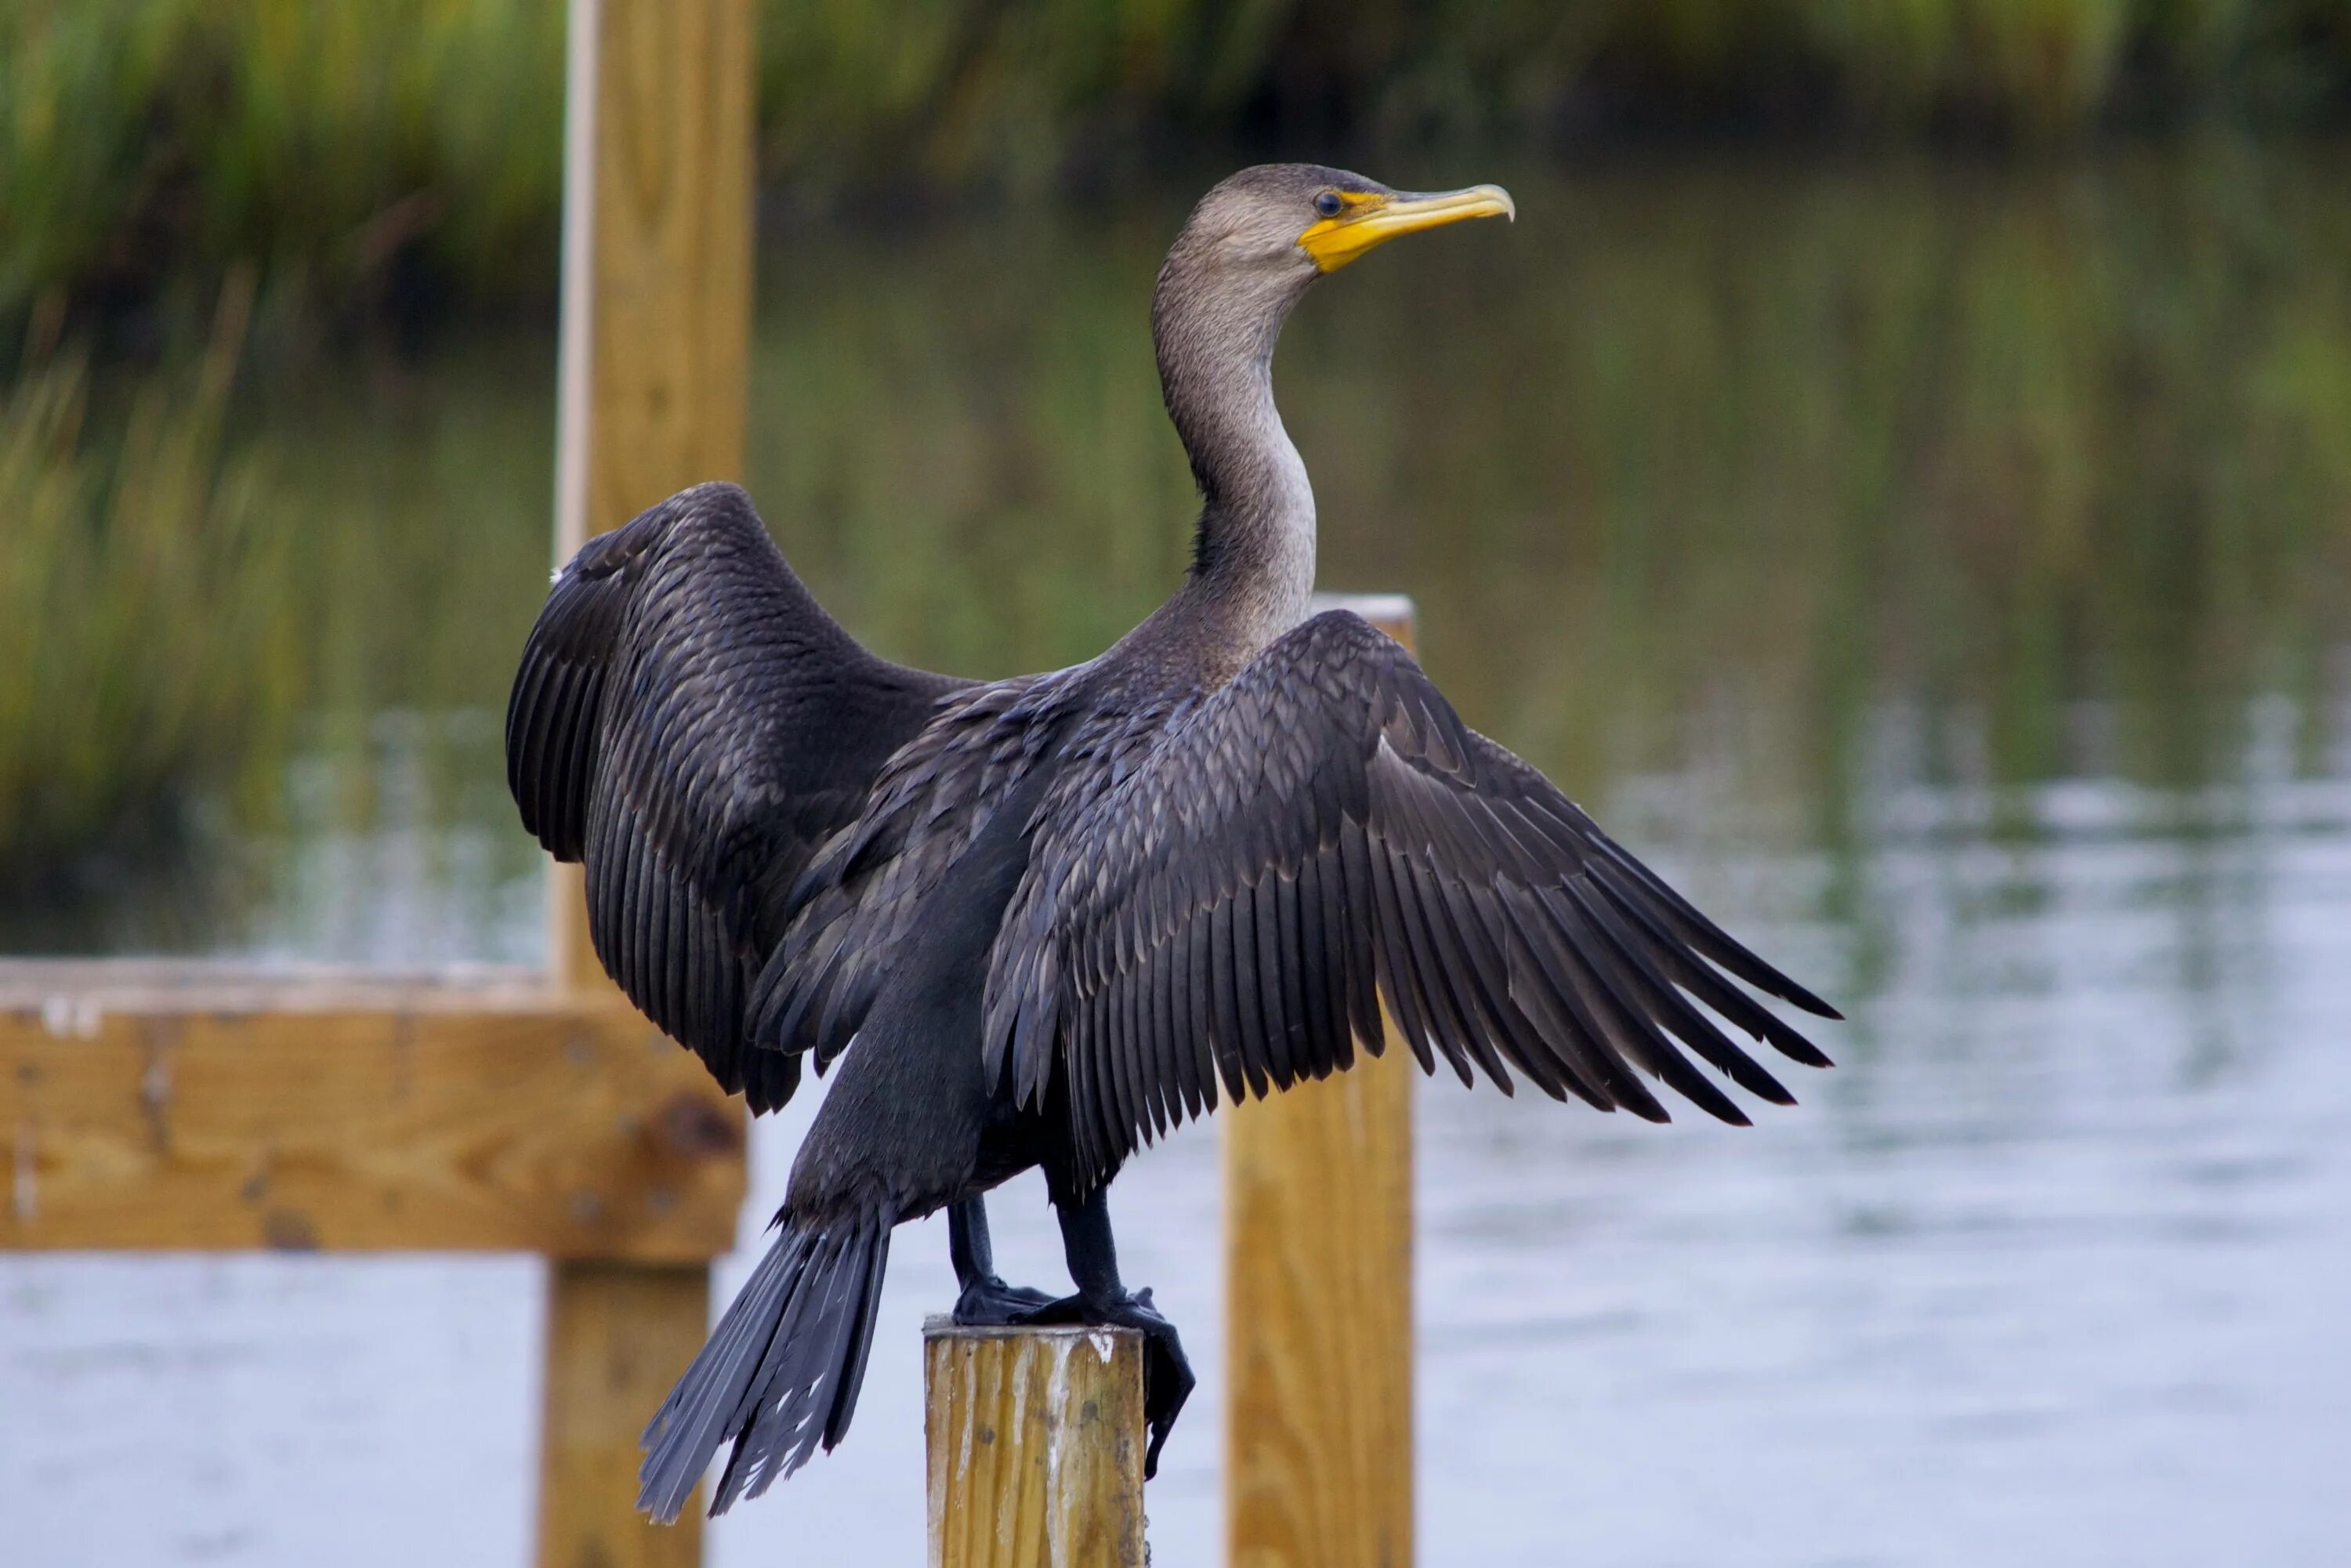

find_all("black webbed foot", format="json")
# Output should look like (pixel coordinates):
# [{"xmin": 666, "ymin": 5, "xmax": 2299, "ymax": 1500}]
[
  {"xmin": 1015, "ymin": 1287, "xmax": 1195, "ymax": 1478},
  {"xmin": 946, "ymin": 1199, "xmax": 1057, "ymax": 1327},
  {"xmin": 950, "ymin": 1275, "xmax": 1060, "ymax": 1327}
]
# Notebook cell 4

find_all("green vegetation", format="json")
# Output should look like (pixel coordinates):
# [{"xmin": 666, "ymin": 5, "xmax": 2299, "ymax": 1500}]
[
  {"xmin": 0, "ymin": 273, "xmax": 303, "ymax": 892},
  {"xmin": 10, "ymin": 147, "xmax": 2351, "ymax": 949},
  {"xmin": 7, "ymin": 0, "xmax": 2351, "ymax": 333},
  {"xmin": 746, "ymin": 143, "xmax": 2351, "ymax": 819},
  {"xmin": 0, "ymin": 284, "xmax": 557, "ymax": 941},
  {"xmin": 2, "ymin": 0, "xmax": 567, "ymax": 339}
]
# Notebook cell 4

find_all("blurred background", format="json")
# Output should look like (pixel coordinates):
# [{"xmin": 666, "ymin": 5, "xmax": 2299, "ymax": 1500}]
[{"xmin": 4, "ymin": 2, "xmax": 2349, "ymax": 1564}]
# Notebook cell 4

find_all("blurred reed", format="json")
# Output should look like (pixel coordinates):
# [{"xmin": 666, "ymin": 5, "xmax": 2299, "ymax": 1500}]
[
  {"xmin": 0, "ymin": 270, "xmax": 304, "ymax": 891},
  {"xmin": 5, "ymin": 0, "xmax": 2351, "ymax": 332},
  {"xmin": 741, "ymin": 145, "xmax": 2351, "ymax": 820},
  {"xmin": 1, "ymin": 0, "xmax": 566, "ymax": 335},
  {"xmin": 8, "ymin": 150, "xmax": 2349, "ymax": 939}
]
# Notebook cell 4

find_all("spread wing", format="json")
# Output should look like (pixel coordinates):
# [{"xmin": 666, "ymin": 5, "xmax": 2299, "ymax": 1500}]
[
  {"xmin": 505, "ymin": 482, "xmax": 969, "ymax": 1110},
  {"xmin": 985, "ymin": 610, "xmax": 1838, "ymax": 1184}
]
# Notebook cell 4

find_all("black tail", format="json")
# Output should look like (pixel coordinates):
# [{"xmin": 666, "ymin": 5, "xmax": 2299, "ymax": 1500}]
[{"xmin": 637, "ymin": 1208, "xmax": 893, "ymax": 1522}]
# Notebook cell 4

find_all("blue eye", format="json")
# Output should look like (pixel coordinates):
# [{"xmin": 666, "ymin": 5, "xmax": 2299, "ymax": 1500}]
[{"xmin": 1313, "ymin": 191, "xmax": 1343, "ymax": 219}]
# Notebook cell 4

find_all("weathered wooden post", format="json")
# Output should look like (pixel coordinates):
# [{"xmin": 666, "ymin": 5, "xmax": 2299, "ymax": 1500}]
[
  {"xmin": 924, "ymin": 1320, "xmax": 1149, "ymax": 1568},
  {"xmin": 1225, "ymin": 596, "xmax": 1418, "ymax": 1568},
  {"xmin": 548, "ymin": 0, "xmax": 756, "ymax": 995},
  {"xmin": 538, "ymin": 0, "xmax": 755, "ymax": 1563}
]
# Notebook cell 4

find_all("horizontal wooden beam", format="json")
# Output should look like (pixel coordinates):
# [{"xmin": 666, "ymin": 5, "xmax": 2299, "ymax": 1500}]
[
  {"xmin": 0, "ymin": 963, "xmax": 745, "ymax": 1261},
  {"xmin": 0, "ymin": 960, "xmax": 570, "ymax": 1015}
]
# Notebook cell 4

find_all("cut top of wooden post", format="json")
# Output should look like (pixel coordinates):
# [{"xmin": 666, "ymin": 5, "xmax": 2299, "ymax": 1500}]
[
  {"xmin": 1313, "ymin": 592, "xmax": 1415, "ymax": 646},
  {"xmin": 924, "ymin": 1319, "xmax": 1147, "ymax": 1568}
]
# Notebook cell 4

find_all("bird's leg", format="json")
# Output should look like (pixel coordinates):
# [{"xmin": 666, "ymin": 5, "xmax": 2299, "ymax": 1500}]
[
  {"xmin": 947, "ymin": 1197, "xmax": 1058, "ymax": 1326},
  {"xmin": 1016, "ymin": 1180, "xmax": 1195, "ymax": 1478}
]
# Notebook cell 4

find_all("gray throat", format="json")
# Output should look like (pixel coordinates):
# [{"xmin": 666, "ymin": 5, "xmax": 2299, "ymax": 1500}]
[{"xmin": 1153, "ymin": 263, "xmax": 1317, "ymax": 657}]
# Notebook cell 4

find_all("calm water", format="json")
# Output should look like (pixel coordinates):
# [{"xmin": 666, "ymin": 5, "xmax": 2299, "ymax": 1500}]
[{"xmin": 6, "ymin": 147, "xmax": 2351, "ymax": 1565}]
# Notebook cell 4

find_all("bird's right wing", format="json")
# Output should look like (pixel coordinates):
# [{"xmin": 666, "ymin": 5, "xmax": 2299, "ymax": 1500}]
[
  {"xmin": 985, "ymin": 610, "xmax": 1839, "ymax": 1185},
  {"xmin": 505, "ymin": 482, "xmax": 969, "ymax": 1110}
]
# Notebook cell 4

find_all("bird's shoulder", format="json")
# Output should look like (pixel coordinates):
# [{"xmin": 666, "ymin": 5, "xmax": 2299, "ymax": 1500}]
[
  {"xmin": 1033, "ymin": 608, "xmax": 1425, "ymax": 838},
  {"xmin": 770, "ymin": 665, "xmax": 1077, "ymax": 951}
]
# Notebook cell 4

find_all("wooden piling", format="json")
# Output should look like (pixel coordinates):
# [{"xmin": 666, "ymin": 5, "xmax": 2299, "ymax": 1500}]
[
  {"xmin": 539, "ymin": 0, "xmax": 756, "ymax": 1559},
  {"xmin": 924, "ymin": 1320, "xmax": 1147, "ymax": 1568},
  {"xmin": 548, "ymin": 0, "xmax": 757, "ymax": 994},
  {"xmin": 1225, "ymin": 596, "xmax": 1418, "ymax": 1568},
  {"xmin": 538, "ymin": 1262, "xmax": 715, "ymax": 1568}
]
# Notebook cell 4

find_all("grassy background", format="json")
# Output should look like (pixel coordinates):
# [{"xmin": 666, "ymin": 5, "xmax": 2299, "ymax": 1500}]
[
  {"xmin": 0, "ymin": 271, "xmax": 303, "ymax": 890},
  {"xmin": 6, "ymin": 2, "xmax": 2351, "ymax": 909},
  {"xmin": 6, "ymin": 0, "xmax": 2351, "ymax": 336},
  {"xmin": 14, "ymin": 146, "xmax": 2350, "ymax": 915}
]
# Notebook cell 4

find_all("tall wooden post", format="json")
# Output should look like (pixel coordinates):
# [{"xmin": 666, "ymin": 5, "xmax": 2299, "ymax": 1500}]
[
  {"xmin": 538, "ymin": 0, "xmax": 755, "ymax": 1563},
  {"xmin": 924, "ymin": 1320, "xmax": 1148, "ymax": 1568},
  {"xmin": 548, "ymin": 0, "xmax": 756, "ymax": 994},
  {"xmin": 1225, "ymin": 596, "xmax": 1418, "ymax": 1568},
  {"xmin": 540, "ymin": 1261, "xmax": 720, "ymax": 1568}
]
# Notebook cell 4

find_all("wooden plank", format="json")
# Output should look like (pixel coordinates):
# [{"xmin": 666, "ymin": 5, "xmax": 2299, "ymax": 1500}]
[
  {"xmin": 924, "ymin": 1320, "xmax": 1147, "ymax": 1568},
  {"xmin": 538, "ymin": 1260, "xmax": 713, "ymax": 1568},
  {"xmin": 1224, "ymin": 595, "xmax": 1417, "ymax": 1568},
  {"xmin": 0, "ymin": 992, "xmax": 744, "ymax": 1260},
  {"xmin": 1225, "ymin": 1045, "xmax": 1415, "ymax": 1568},
  {"xmin": 0, "ymin": 959, "xmax": 560, "ymax": 1014},
  {"xmin": 536, "ymin": 2, "xmax": 758, "ymax": 1560},
  {"xmin": 549, "ymin": 0, "xmax": 757, "ymax": 993}
]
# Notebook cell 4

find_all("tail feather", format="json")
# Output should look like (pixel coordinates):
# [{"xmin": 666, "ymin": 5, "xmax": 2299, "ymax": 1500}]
[
  {"xmin": 637, "ymin": 1208, "xmax": 893, "ymax": 1523},
  {"xmin": 827, "ymin": 1225, "xmax": 893, "ymax": 1444}
]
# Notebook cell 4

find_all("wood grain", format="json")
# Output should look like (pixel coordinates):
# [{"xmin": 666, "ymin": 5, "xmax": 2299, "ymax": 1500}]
[
  {"xmin": 549, "ymin": 0, "xmax": 757, "ymax": 992},
  {"xmin": 924, "ymin": 1320, "xmax": 1147, "ymax": 1568},
  {"xmin": 539, "ymin": 3, "xmax": 759, "ymax": 1561},
  {"xmin": 1224, "ymin": 596, "xmax": 1418, "ymax": 1568},
  {"xmin": 538, "ymin": 1261, "xmax": 713, "ymax": 1568},
  {"xmin": 0, "ymin": 968, "xmax": 745, "ymax": 1260},
  {"xmin": 3, "ymin": 9, "xmax": 765, "ymax": 1568}
]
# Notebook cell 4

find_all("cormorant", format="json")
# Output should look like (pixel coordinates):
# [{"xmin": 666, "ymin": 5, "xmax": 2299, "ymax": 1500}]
[{"xmin": 504, "ymin": 164, "xmax": 1840, "ymax": 1522}]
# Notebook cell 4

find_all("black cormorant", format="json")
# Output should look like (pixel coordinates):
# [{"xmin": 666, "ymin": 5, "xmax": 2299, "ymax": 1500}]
[{"xmin": 504, "ymin": 164, "xmax": 1840, "ymax": 1522}]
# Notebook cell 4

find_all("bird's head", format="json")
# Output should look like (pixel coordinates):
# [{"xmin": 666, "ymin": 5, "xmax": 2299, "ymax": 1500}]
[
  {"xmin": 1151, "ymin": 164, "xmax": 1514, "ymax": 565},
  {"xmin": 1161, "ymin": 163, "xmax": 1513, "ymax": 298},
  {"xmin": 1154, "ymin": 164, "xmax": 1514, "ymax": 383}
]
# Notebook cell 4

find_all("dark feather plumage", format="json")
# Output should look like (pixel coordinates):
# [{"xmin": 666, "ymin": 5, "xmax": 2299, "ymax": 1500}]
[
  {"xmin": 984, "ymin": 610, "xmax": 1838, "ymax": 1188},
  {"xmin": 505, "ymin": 481, "xmax": 966, "ymax": 1110},
  {"xmin": 505, "ymin": 164, "xmax": 1838, "ymax": 1519}
]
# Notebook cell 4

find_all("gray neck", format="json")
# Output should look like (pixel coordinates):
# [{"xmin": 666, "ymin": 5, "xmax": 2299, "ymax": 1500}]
[{"xmin": 1153, "ymin": 259, "xmax": 1317, "ymax": 656}]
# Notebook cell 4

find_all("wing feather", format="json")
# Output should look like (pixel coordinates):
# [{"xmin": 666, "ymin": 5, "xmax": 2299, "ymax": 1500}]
[
  {"xmin": 986, "ymin": 610, "xmax": 1838, "ymax": 1187},
  {"xmin": 505, "ymin": 482, "xmax": 965, "ymax": 1109}
]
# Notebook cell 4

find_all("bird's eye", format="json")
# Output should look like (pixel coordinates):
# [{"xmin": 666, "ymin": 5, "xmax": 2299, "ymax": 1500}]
[{"xmin": 1313, "ymin": 191, "xmax": 1344, "ymax": 219}]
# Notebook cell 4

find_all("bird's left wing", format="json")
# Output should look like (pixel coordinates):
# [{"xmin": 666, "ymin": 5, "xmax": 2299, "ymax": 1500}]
[
  {"xmin": 507, "ymin": 482, "xmax": 969, "ymax": 1110},
  {"xmin": 984, "ymin": 610, "xmax": 1838, "ymax": 1186}
]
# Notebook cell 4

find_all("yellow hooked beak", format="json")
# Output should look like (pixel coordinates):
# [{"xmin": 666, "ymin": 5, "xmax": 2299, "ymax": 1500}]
[{"xmin": 1297, "ymin": 183, "xmax": 1516, "ymax": 273}]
